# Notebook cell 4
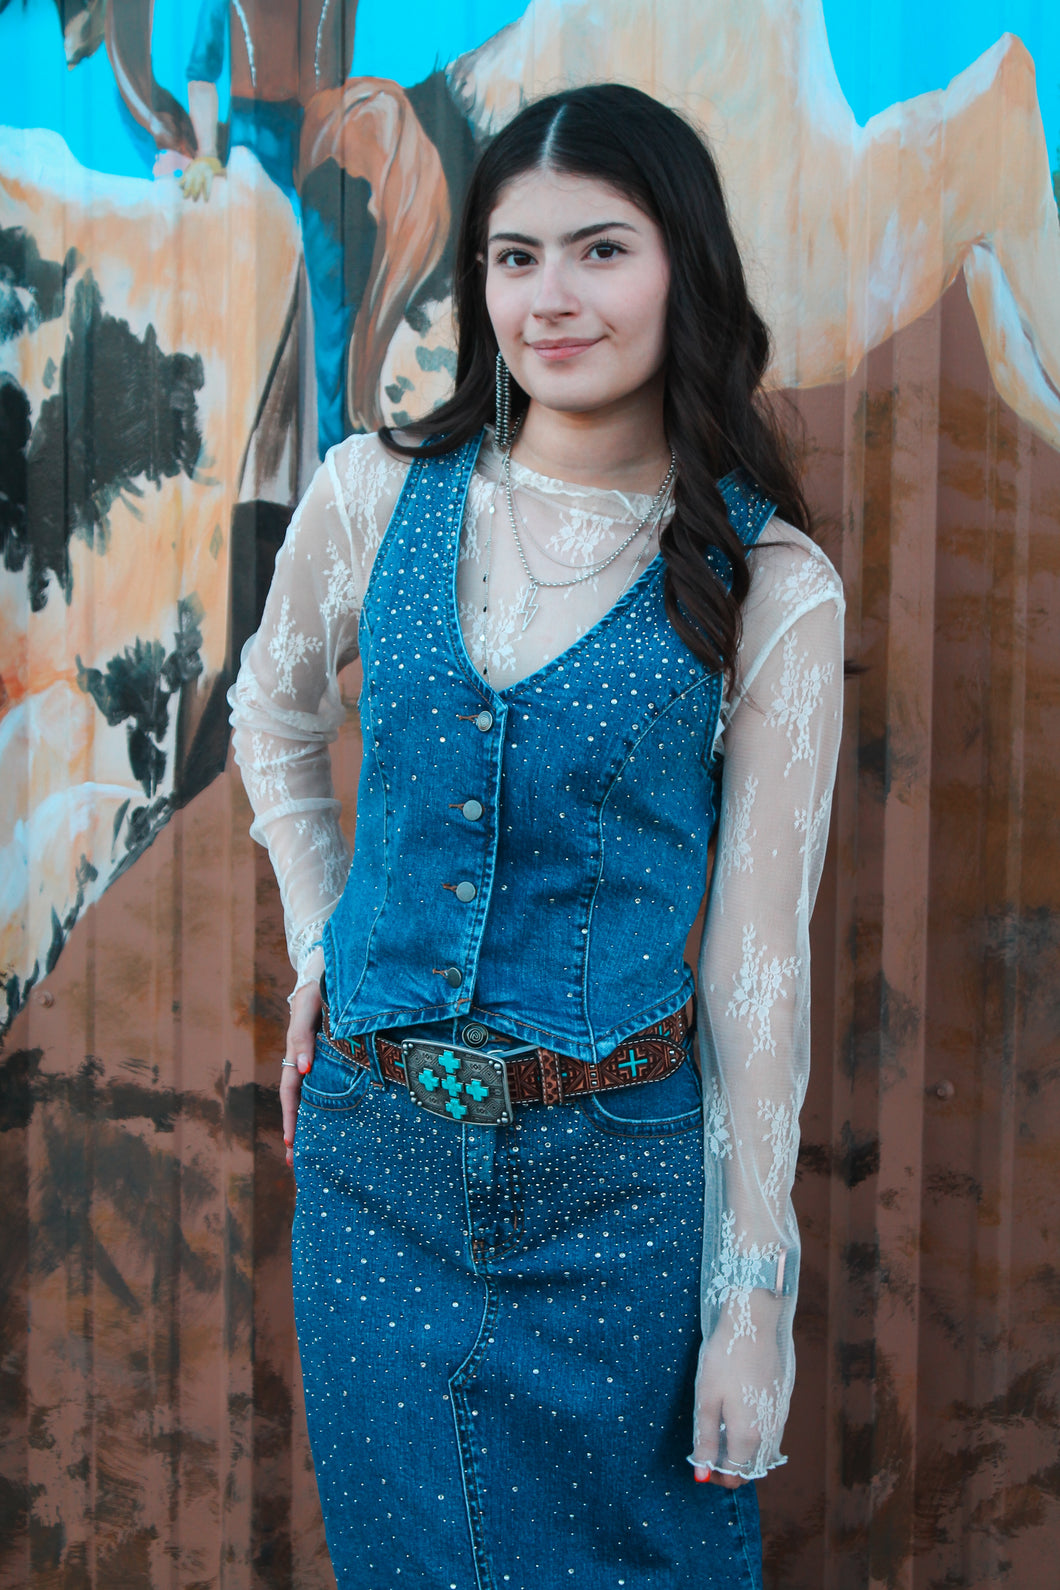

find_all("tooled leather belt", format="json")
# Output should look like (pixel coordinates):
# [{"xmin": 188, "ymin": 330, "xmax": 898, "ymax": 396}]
[{"xmin": 320, "ymin": 1001, "xmax": 691, "ymax": 1126}]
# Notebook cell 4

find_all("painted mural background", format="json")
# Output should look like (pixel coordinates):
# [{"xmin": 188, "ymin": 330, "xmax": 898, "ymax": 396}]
[{"xmin": 1, "ymin": 0, "xmax": 1058, "ymax": 1585}]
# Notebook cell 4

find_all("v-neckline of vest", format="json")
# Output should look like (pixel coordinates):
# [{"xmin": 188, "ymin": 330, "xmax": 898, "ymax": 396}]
[{"xmin": 445, "ymin": 431, "xmax": 670, "ymax": 701}]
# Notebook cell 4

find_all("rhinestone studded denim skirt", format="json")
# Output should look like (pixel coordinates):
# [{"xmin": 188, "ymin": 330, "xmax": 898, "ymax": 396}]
[{"xmin": 291, "ymin": 1026, "xmax": 764, "ymax": 1590}]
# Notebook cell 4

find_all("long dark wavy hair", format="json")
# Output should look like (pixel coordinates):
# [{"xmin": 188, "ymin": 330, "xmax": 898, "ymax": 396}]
[{"xmin": 380, "ymin": 83, "xmax": 811, "ymax": 682}]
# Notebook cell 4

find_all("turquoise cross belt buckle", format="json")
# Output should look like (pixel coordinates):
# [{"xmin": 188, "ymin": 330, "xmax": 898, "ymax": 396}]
[{"xmin": 401, "ymin": 1040, "xmax": 514, "ymax": 1126}]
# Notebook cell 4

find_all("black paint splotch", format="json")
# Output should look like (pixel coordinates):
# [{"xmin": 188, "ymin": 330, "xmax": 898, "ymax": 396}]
[
  {"xmin": 77, "ymin": 594, "xmax": 204, "ymax": 798},
  {"xmin": 0, "ymin": 226, "xmax": 79, "ymax": 343},
  {"xmin": 0, "ymin": 269, "xmax": 205, "ymax": 610},
  {"xmin": 0, "ymin": 376, "xmax": 30, "ymax": 558}
]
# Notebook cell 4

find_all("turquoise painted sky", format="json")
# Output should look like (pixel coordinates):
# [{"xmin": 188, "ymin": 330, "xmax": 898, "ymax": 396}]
[{"xmin": 0, "ymin": 0, "xmax": 1057, "ymax": 178}]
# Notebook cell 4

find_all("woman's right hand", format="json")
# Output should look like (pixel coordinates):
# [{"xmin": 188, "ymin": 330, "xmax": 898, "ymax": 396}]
[{"xmin": 282, "ymin": 980, "xmax": 323, "ymax": 1167}]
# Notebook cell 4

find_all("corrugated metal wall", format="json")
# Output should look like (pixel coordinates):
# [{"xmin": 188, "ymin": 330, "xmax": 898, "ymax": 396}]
[
  {"xmin": 2, "ymin": 3, "xmax": 1059, "ymax": 1585},
  {"xmin": 783, "ymin": 281, "xmax": 1060, "ymax": 1588}
]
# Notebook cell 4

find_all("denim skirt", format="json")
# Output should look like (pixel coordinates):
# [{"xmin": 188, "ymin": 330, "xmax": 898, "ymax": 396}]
[{"xmin": 291, "ymin": 1026, "xmax": 763, "ymax": 1590}]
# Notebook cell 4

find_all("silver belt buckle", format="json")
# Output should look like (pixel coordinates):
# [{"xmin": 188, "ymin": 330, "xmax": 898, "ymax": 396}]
[{"xmin": 402, "ymin": 1039, "xmax": 514, "ymax": 1126}]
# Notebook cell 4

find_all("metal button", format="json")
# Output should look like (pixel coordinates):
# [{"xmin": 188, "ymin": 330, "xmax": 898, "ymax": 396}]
[
  {"xmin": 455, "ymin": 881, "xmax": 477, "ymax": 903},
  {"xmin": 461, "ymin": 799, "xmax": 484, "ymax": 821},
  {"xmin": 462, "ymin": 1023, "xmax": 489, "ymax": 1048},
  {"xmin": 442, "ymin": 966, "xmax": 463, "ymax": 988},
  {"xmin": 474, "ymin": 711, "xmax": 493, "ymax": 732}
]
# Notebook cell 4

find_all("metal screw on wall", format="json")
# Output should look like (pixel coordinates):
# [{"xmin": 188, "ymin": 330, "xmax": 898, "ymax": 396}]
[
  {"xmin": 929, "ymin": 1080, "xmax": 956, "ymax": 1100},
  {"xmin": 37, "ymin": 990, "xmax": 55, "ymax": 1008}
]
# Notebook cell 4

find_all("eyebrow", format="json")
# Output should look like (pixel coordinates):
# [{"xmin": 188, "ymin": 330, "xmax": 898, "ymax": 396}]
[{"xmin": 486, "ymin": 220, "xmax": 639, "ymax": 247}]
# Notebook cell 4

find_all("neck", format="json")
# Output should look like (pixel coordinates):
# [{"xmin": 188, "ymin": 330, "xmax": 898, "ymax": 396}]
[{"xmin": 511, "ymin": 384, "xmax": 670, "ymax": 493}]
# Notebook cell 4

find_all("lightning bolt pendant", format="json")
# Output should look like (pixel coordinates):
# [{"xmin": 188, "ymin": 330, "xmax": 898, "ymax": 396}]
[{"xmin": 515, "ymin": 582, "xmax": 540, "ymax": 633}]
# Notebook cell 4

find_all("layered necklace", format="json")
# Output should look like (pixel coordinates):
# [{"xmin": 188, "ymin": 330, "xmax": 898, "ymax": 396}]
[
  {"xmin": 474, "ymin": 429, "xmax": 677, "ymax": 679},
  {"xmin": 499, "ymin": 427, "xmax": 677, "ymax": 634}
]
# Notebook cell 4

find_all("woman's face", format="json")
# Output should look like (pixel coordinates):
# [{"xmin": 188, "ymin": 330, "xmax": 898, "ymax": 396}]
[{"xmin": 484, "ymin": 169, "xmax": 670, "ymax": 420}]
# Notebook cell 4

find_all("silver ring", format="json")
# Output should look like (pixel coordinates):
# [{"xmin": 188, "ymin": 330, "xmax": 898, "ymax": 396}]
[{"xmin": 280, "ymin": 1060, "xmax": 299, "ymax": 1070}]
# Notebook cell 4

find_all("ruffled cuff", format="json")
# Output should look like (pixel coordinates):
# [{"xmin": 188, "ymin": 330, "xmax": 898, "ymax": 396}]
[{"xmin": 288, "ymin": 943, "xmax": 326, "ymax": 1006}]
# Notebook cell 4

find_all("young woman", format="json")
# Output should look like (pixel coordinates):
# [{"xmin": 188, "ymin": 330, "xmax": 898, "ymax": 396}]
[{"xmin": 230, "ymin": 83, "xmax": 843, "ymax": 1590}]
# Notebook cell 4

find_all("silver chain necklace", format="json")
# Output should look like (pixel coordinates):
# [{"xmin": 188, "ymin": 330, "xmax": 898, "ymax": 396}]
[
  {"xmin": 501, "ymin": 431, "xmax": 677, "ymax": 633},
  {"xmin": 478, "ymin": 475, "xmax": 500, "ymax": 679}
]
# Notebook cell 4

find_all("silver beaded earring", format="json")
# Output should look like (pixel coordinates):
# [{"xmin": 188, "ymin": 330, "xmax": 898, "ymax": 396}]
[{"xmin": 495, "ymin": 350, "xmax": 512, "ymax": 449}]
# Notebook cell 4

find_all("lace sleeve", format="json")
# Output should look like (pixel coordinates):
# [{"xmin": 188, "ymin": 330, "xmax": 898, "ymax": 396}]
[
  {"xmin": 691, "ymin": 529, "xmax": 844, "ymax": 1478},
  {"xmin": 227, "ymin": 434, "xmax": 408, "ymax": 994}
]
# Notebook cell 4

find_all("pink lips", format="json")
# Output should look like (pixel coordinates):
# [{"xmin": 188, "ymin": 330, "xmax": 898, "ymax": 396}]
[{"xmin": 527, "ymin": 339, "xmax": 600, "ymax": 362}]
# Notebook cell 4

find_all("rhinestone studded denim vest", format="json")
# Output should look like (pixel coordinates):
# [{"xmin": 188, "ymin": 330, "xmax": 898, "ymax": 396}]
[{"xmin": 323, "ymin": 431, "xmax": 776, "ymax": 1064}]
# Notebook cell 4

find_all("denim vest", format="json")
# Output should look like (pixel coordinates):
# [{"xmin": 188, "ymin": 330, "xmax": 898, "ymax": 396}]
[{"xmin": 323, "ymin": 431, "xmax": 776, "ymax": 1064}]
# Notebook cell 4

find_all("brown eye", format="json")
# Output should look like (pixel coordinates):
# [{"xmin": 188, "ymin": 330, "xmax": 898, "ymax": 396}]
[{"xmin": 496, "ymin": 248, "xmax": 535, "ymax": 269}]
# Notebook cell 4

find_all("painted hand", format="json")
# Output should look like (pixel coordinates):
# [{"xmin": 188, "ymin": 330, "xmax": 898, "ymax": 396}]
[{"xmin": 179, "ymin": 156, "xmax": 225, "ymax": 202}]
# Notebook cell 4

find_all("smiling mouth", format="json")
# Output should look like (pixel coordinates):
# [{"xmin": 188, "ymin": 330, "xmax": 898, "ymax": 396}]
[{"xmin": 527, "ymin": 339, "xmax": 600, "ymax": 361}]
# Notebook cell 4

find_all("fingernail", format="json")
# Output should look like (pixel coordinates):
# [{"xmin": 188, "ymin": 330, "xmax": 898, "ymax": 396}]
[
  {"xmin": 694, "ymin": 1466, "xmax": 711, "ymax": 1483},
  {"xmin": 297, "ymin": 1053, "xmax": 310, "ymax": 1073}
]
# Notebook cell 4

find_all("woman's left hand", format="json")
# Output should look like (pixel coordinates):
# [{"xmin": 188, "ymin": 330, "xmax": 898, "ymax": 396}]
[{"xmin": 690, "ymin": 1299, "xmax": 785, "ymax": 1487}]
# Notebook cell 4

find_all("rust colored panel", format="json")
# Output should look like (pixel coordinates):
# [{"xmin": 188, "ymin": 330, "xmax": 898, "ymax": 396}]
[
  {"xmin": 758, "ymin": 281, "xmax": 1060, "ymax": 1590},
  {"xmin": 0, "ymin": 760, "xmax": 335, "ymax": 1588}
]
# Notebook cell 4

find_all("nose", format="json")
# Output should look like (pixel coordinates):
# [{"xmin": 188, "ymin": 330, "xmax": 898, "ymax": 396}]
[{"xmin": 531, "ymin": 255, "xmax": 579, "ymax": 320}]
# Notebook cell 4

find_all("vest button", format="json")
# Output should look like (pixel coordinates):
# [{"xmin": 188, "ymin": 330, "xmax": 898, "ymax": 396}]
[
  {"xmin": 461, "ymin": 799, "xmax": 484, "ymax": 821},
  {"xmin": 455, "ymin": 881, "xmax": 477, "ymax": 903},
  {"xmin": 474, "ymin": 711, "xmax": 494, "ymax": 732},
  {"xmin": 442, "ymin": 966, "xmax": 463, "ymax": 987}
]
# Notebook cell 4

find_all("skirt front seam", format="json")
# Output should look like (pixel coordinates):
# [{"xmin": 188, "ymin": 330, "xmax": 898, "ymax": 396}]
[{"xmin": 449, "ymin": 1277, "xmax": 503, "ymax": 1590}]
